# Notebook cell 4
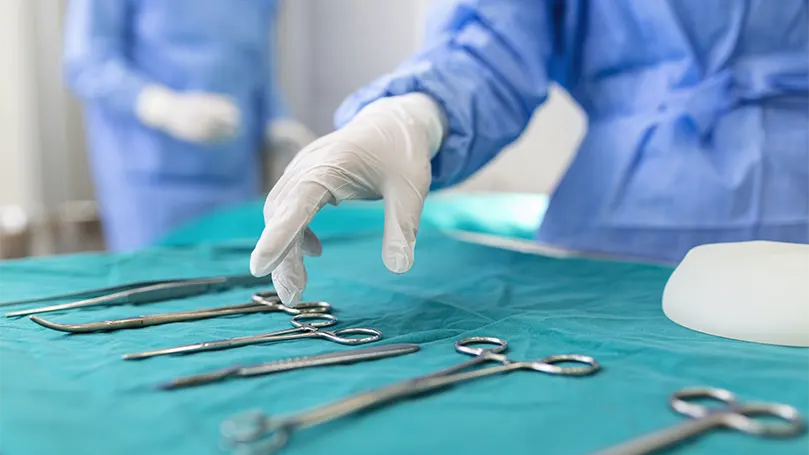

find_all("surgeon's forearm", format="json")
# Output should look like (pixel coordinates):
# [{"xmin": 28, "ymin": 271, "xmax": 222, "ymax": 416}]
[
  {"xmin": 65, "ymin": 59, "xmax": 154, "ymax": 116},
  {"xmin": 334, "ymin": 0, "xmax": 554, "ymax": 189}
]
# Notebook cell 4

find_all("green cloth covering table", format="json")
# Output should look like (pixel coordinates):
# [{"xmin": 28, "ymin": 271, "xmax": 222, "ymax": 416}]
[{"xmin": 1, "ymin": 193, "xmax": 806, "ymax": 455}]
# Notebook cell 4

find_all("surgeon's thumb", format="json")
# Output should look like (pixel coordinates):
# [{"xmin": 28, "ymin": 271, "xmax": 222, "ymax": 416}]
[{"xmin": 381, "ymin": 183, "xmax": 426, "ymax": 274}]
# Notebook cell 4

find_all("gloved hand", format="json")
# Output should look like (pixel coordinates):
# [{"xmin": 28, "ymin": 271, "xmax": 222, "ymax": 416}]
[
  {"xmin": 249, "ymin": 93, "xmax": 446, "ymax": 304},
  {"xmin": 135, "ymin": 85, "xmax": 240, "ymax": 144}
]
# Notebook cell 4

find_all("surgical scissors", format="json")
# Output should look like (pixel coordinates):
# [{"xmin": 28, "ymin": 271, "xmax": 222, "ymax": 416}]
[
  {"xmin": 122, "ymin": 314, "xmax": 382, "ymax": 360},
  {"xmin": 592, "ymin": 387, "xmax": 805, "ymax": 455},
  {"xmin": 5, "ymin": 274, "xmax": 269, "ymax": 317},
  {"xmin": 221, "ymin": 336, "xmax": 600, "ymax": 454},
  {"xmin": 28, "ymin": 291, "xmax": 331, "ymax": 334}
]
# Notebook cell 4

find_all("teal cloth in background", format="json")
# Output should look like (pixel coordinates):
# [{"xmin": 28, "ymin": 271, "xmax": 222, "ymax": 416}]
[
  {"xmin": 1, "ymin": 223, "xmax": 807, "ymax": 455},
  {"xmin": 158, "ymin": 192, "xmax": 547, "ymax": 247}
]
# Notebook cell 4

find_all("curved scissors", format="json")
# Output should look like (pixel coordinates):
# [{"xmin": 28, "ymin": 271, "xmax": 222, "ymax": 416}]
[
  {"xmin": 222, "ymin": 337, "xmax": 599, "ymax": 454},
  {"xmin": 27, "ymin": 291, "xmax": 330, "ymax": 334},
  {"xmin": 123, "ymin": 314, "xmax": 382, "ymax": 360},
  {"xmin": 593, "ymin": 387, "xmax": 805, "ymax": 455}
]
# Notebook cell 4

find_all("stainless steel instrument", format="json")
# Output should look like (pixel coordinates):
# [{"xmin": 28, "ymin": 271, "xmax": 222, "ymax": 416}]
[
  {"xmin": 591, "ymin": 387, "xmax": 805, "ymax": 455},
  {"xmin": 27, "ymin": 291, "xmax": 329, "ymax": 334},
  {"xmin": 123, "ymin": 314, "xmax": 383, "ymax": 360},
  {"xmin": 159, "ymin": 343, "xmax": 420, "ymax": 390},
  {"xmin": 221, "ymin": 336, "xmax": 599, "ymax": 454},
  {"xmin": 5, "ymin": 274, "xmax": 269, "ymax": 317}
]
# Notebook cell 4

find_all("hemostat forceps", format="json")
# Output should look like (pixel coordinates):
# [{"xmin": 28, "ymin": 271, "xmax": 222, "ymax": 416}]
[
  {"xmin": 122, "ymin": 314, "xmax": 382, "ymax": 360},
  {"xmin": 28, "ymin": 291, "xmax": 330, "ymax": 334},
  {"xmin": 221, "ymin": 336, "xmax": 600, "ymax": 454},
  {"xmin": 5, "ymin": 274, "xmax": 269, "ymax": 317},
  {"xmin": 592, "ymin": 387, "xmax": 805, "ymax": 455}
]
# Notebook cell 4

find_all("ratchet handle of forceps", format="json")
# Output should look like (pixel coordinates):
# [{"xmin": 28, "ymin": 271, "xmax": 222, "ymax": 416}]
[
  {"xmin": 285, "ymin": 314, "xmax": 382, "ymax": 345},
  {"xmin": 671, "ymin": 387, "xmax": 804, "ymax": 436},
  {"xmin": 425, "ymin": 337, "xmax": 598, "ymax": 378}
]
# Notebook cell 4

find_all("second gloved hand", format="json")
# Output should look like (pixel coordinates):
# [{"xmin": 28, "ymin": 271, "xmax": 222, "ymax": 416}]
[
  {"xmin": 136, "ymin": 85, "xmax": 240, "ymax": 144},
  {"xmin": 249, "ymin": 93, "xmax": 446, "ymax": 304}
]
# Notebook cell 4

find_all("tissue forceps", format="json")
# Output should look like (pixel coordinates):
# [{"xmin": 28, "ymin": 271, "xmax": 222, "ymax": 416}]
[
  {"xmin": 28, "ymin": 291, "xmax": 331, "ymax": 334},
  {"xmin": 159, "ymin": 343, "xmax": 421, "ymax": 390},
  {"xmin": 5, "ymin": 274, "xmax": 269, "ymax": 317},
  {"xmin": 221, "ymin": 336, "xmax": 600, "ymax": 454},
  {"xmin": 592, "ymin": 387, "xmax": 805, "ymax": 455},
  {"xmin": 122, "ymin": 314, "xmax": 382, "ymax": 360}
]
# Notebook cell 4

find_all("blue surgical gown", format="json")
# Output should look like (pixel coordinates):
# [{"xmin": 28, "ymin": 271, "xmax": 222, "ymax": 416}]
[
  {"xmin": 336, "ymin": 0, "xmax": 809, "ymax": 262},
  {"xmin": 64, "ymin": 0, "xmax": 286, "ymax": 252}
]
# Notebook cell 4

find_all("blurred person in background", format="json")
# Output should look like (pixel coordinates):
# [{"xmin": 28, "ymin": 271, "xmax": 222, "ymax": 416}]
[
  {"xmin": 64, "ymin": 0, "xmax": 314, "ymax": 252},
  {"xmin": 249, "ymin": 0, "xmax": 808, "ymax": 304}
]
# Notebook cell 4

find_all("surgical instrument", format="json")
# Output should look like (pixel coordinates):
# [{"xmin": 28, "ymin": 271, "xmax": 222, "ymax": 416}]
[
  {"xmin": 592, "ymin": 387, "xmax": 805, "ymax": 455},
  {"xmin": 5, "ymin": 274, "xmax": 269, "ymax": 317},
  {"xmin": 159, "ymin": 343, "xmax": 420, "ymax": 390},
  {"xmin": 221, "ymin": 336, "xmax": 599, "ymax": 454},
  {"xmin": 123, "ymin": 314, "xmax": 382, "ymax": 360},
  {"xmin": 28, "ymin": 295, "xmax": 330, "ymax": 334}
]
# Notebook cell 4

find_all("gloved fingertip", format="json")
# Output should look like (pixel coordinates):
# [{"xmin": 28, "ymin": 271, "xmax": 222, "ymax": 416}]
[
  {"xmin": 276, "ymin": 281, "xmax": 302, "ymax": 306},
  {"xmin": 383, "ymin": 245, "xmax": 414, "ymax": 274},
  {"xmin": 250, "ymin": 250, "xmax": 278, "ymax": 278},
  {"xmin": 249, "ymin": 255, "xmax": 271, "ymax": 277},
  {"xmin": 250, "ymin": 229, "xmax": 288, "ymax": 276}
]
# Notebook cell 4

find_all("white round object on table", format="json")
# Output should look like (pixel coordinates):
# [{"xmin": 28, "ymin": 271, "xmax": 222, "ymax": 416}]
[{"xmin": 662, "ymin": 241, "xmax": 809, "ymax": 347}]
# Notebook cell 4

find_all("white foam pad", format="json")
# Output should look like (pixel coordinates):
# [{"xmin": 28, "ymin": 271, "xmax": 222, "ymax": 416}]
[{"xmin": 662, "ymin": 241, "xmax": 809, "ymax": 347}]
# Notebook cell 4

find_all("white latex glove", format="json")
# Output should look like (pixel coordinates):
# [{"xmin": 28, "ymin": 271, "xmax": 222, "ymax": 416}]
[
  {"xmin": 250, "ymin": 93, "xmax": 446, "ymax": 304},
  {"xmin": 135, "ymin": 85, "xmax": 240, "ymax": 144}
]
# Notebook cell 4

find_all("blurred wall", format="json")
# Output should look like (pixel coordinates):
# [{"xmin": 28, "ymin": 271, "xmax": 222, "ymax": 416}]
[
  {"xmin": 305, "ymin": 0, "xmax": 424, "ymax": 134},
  {"xmin": 0, "ymin": 0, "xmax": 93, "ymax": 211},
  {"xmin": 0, "ymin": 0, "xmax": 38, "ymax": 210},
  {"xmin": 52, "ymin": 0, "xmax": 95, "ymax": 200}
]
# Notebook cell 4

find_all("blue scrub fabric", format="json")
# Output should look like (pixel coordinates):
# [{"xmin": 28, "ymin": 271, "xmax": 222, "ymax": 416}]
[
  {"xmin": 63, "ymin": 0, "xmax": 286, "ymax": 252},
  {"xmin": 1, "ymin": 204, "xmax": 807, "ymax": 455},
  {"xmin": 336, "ymin": 0, "xmax": 809, "ymax": 263}
]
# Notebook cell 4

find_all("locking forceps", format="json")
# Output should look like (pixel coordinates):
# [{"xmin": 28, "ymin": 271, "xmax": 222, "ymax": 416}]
[
  {"xmin": 592, "ymin": 387, "xmax": 805, "ymax": 455},
  {"xmin": 28, "ymin": 291, "xmax": 330, "ymax": 334},
  {"xmin": 4, "ymin": 274, "xmax": 269, "ymax": 317},
  {"xmin": 122, "ymin": 314, "xmax": 382, "ymax": 360},
  {"xmin": 221, "ymin": 336, "xmax": 600, "ymax": 454}
]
